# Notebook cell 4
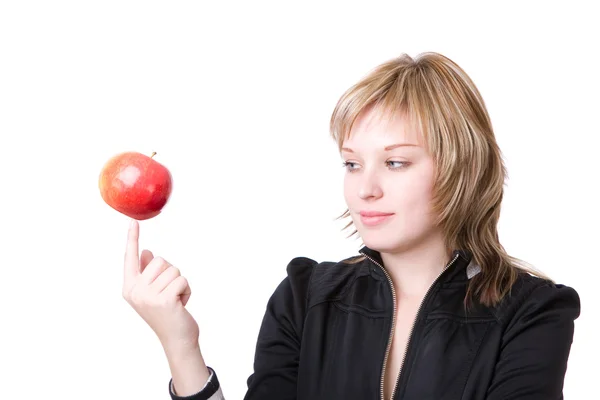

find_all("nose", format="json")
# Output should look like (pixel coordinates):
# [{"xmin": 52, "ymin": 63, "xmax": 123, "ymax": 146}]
[{"xmin": 358, "ymin": 171, "xmax": 383, "ymax": 200}]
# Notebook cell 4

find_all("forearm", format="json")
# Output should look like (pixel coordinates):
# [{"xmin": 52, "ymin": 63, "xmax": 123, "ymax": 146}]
[{"xmin": 165, "ymin": 344, "xmax": 211, "ymax": 397}]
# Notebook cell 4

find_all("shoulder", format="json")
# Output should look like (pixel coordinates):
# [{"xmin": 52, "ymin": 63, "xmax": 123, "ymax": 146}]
[
  {"xmin": 284, "ymin": 256, "xmax": 320, "ymax": 284},
  {"xmin": 278, "ymin": 255, "xmax": 367, "ymax": 303},
  {"xmin": 493, "ymin": 272, "xmax": 581, "ymax": 328},
  {"xmin": 263, "ymin": 256, "xmax": 360, "ymax": 330},
  {"xmin": 267, "ymin": 256, "xmax": 318, "ymax": 303}
]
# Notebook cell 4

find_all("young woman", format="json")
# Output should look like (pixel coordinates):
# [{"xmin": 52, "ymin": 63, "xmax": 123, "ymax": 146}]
[{"xmin": 122, "ymin": 52, "xmax": 580, "ymax": 400}]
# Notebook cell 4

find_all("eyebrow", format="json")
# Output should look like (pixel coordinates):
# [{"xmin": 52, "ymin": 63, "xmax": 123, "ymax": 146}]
[{"xmin": 341, "ymin": 143, "xmax": 419, "ymax": 153}]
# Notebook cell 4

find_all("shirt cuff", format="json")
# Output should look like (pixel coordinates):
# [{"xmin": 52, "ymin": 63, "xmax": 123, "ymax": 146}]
[{"xmin": 169, "ymin": 366, "xmax": 223, "ymax": 400}]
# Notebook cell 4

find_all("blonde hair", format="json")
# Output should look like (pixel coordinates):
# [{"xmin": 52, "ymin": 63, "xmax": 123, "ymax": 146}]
[{"xmin": 330, "ymin": 52, "xmax": 549, "ymax": 307}]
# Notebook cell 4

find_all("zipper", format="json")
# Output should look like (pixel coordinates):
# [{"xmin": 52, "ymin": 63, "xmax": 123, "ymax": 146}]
[
  {"xmin": 360, "ymin": 251, "xmax": 397, "ymax": 400},
  {"xmin": 360, "ymin": 250, "xmax": 461, "ymax": 400}
]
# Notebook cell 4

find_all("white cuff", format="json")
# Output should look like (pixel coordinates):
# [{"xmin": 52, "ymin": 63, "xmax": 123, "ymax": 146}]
[{"xmin": 171, "ymin": 368, "xmax": 224, "ymax": 399}]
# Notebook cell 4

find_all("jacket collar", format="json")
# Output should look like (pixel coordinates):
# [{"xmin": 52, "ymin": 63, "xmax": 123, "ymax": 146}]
[{"xmin": 358, "ymin": 246, "xmax": 480, "ymax": 282}]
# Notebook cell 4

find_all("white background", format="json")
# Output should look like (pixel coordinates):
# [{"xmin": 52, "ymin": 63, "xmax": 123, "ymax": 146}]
[{"xmin": 1, "ymin": 1, "xmax": 598, "ymax": 399}]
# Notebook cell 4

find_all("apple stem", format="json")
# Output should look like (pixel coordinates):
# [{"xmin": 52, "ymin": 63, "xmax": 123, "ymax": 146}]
[{"xmin": 150, "ymin": 151, "xmax": 157, "ymax": 158}]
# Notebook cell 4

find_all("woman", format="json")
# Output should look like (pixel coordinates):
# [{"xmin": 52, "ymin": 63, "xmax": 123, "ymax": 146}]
[{"xmin": 122, "ymin": 52, "xmax": 580, "ymax": 399}]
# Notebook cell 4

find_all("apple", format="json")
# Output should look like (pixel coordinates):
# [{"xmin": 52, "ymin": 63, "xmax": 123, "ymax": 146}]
[{"xmin": 99, "ymin": 151, "xmax": 173, "ymax": 220}]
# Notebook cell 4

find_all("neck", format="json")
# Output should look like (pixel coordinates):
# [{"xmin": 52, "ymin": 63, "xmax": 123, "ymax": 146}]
[{"xmin": 379, "ymin": 233, "xmax": 452, "ymax": 300}]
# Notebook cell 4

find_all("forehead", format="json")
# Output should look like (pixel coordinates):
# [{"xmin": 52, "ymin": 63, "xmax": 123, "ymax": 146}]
[{"xmin": 343, "ymin": 106, "xmax": 423, "ymax": 148}]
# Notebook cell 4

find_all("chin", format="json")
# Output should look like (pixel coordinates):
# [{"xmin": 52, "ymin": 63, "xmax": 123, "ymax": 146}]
[
  {"xmin": 358, "ymin": 228, "xmax": 422, "ymax": 255},
  {"xmin": 358, "ymin": 231, "xmax": 400, "ymax": 253}
]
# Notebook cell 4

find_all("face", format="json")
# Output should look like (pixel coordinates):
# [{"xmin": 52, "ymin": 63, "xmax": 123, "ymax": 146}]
[{"xmin": 342, "ymin": 107, "xmax": 440, "ymax": 254}]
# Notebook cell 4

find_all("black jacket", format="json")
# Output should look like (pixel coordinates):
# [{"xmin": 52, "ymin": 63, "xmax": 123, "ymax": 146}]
[{"xmin": 169, "ymin": 247, "xmax": 580, "ymax": 399}]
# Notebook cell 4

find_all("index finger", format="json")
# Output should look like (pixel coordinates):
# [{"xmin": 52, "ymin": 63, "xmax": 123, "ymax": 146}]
[{"xmin": 124, "ymin": 219, "xmax": 140, "ymax": 281}]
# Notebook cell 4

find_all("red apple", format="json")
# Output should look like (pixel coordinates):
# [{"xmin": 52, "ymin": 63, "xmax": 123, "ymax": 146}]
[{"xmin": 99, "ymin": 151, "xmax": 173, "ymax": 220}]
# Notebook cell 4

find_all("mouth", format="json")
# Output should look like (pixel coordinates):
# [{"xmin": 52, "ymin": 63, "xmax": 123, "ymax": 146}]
[{"xmin": 359, "ymin": 211, "xmax": 395, "ymax": 227}]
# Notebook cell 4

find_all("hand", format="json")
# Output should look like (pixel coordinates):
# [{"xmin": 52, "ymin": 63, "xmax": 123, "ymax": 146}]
[{"xmin": 122, "ymin": 219, "xmax": 200, "ymax": 352}]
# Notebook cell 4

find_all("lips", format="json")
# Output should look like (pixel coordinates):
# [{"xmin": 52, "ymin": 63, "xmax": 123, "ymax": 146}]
[
  {"xmin": 360, "ymin": 211, "xmax": 394, "ymax": 217},
  {"xmin": 359, "ymin": 211, "xmax": 395, "ymax": 227}
]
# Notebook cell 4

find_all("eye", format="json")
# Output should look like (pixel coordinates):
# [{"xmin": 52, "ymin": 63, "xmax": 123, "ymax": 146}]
[
  {"xmin": 342, "ymin": 161, "xmax": 360, "ymax": 172},
  {"xmin": 387, "ymin": 161, "xmax": 409, "ymax": 170}
]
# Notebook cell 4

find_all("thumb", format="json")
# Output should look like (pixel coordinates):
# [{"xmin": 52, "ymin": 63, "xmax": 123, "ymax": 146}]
[
  {"xmin": 140, "ymin": 249, "xmax": 154, "ymax": 273},
  {"xmin": 181, "ymin": 284, "xmax": 191, "ymax": 307}
]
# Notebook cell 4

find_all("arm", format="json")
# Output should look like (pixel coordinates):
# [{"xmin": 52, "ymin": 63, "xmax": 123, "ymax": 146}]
[
  {"xmin": 120, "ymin": 220, "xmax": 223, "ymax": 400},
  {"xmin": 167, "ymin": 345, "xmax": 223, "ymax": 400},
  {"xmin": 486, "ymin": 282, "xmax": 581, "ymax": 399},
  {"xmin": 166, "ymin": 257, "xmax": 316, "ymax": 400},
  {"xmin": 243, "ymin": 257, "xmax": 317, "ymax": 400}
]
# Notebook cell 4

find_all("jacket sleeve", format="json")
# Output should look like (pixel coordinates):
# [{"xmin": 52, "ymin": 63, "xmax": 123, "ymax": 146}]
[
  {"xmin": 243, "ymin": 257, "xmax": 317, "ymax": 400},
  {"xmin": 169, "ymin": 367, "xmax": 225, "ymax": 400},
  {"xmin": 486, "ymin": 282, "xmax": 581, "ymax": 399}
]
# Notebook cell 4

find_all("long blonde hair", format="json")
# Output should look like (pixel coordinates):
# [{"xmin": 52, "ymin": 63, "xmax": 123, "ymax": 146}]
[{"xmin": 330, "ymin": 52, "xmax": 549, "ymax": 307}]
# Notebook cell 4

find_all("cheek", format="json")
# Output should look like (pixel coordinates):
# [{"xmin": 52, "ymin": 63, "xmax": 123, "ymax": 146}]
[
  {"xmin": 411, "ymin": 176, "xmax": 434, "ymax": 203},
  {"xmin": 393, "ymin": 170, "xmax": 435, "ymax": 216},
  {"xmin": 343, "ymin": 174, "xmax": 355, "ymax": 204}
]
